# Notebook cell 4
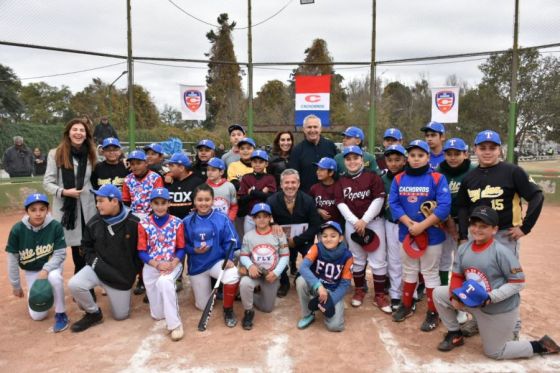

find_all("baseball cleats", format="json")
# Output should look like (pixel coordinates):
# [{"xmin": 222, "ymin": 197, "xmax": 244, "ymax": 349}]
[
  {"xmin": 171, "ymin": 325, "xmax": 184, "ymax": 341},
  {"xmin": 456, "ymin": 310, "xmax": 468, "ymax": 324},
  {"xmin": 374, "ymin": 294, "xmax": 392, "ymax": 314},
  {"xmin": 392, "ymin": 305, "xmax": 413, "ymax": 322},
  {"xmin": 223, "ymin": 307, "xmax": 237, "ymax": 328},
  {"xmin": 390, "ymin": 299, "xmax": 401, "ymax": 313},
  {"xmin": 351, "ymin": 288, "xmax": 366, "ymax": 307},
  {"xmin": 134, "ymin": 282, "xmax": 145, "ymax": 295},
  {"xmin": 53, "ymin": 312, "xmax": 69, "ymax": 333},
  {"xmin": 242, "ymin": 309, "xmax": 255, "ymax": 331},
  {"xmin": 297, "ymin": 313, "xmax": 315, "ymax": 330},
  {"xmin": 537, "ymin": 335, "xmax": 560, "ymax": 354},
  {"xmin": 420, "ymin": 311, "xmax": 440, "ymax": 332},
  {"xmin": 437, "ymin": 331, "xmax": 465, "ymax": 352},
  {"xmin": 277, "ymin": 282, "xmax": 290, "ymax": 298},
  {"xmin": 460, "ymin": 319, "xmax": 479, "ymax": 337},
  {"xmin": 175, "ymin": 279, "xmax": 184, "ymax": 292},
  {"xmin": 71, "ymin": 309, "xmax": 103, "ymax": 333}
]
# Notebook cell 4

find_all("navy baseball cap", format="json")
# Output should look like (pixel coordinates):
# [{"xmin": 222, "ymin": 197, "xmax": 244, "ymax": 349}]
[
  {"xmin": 421, "ymin": 121, "xmax": 445, "ymax": 134},
  {"xmin": 238, "ymin": 137, "xmax": 256, "ymax": 148},
  {"xmin": 196, "ymin": 139, "xmax": 216, "ymax": 150},
  {"xmin": 320, "ymin": 221, "xmax": 343, "ymax": 235},
  {"xmin": 24, "ymin": 193, "xmax": 49, "ymax": 209},
  {"xmin": 384, "ymin": 144, "xmax": 407, "ymax": 157},
  {"xmin": 251, "ymin": 203, "xmax": 272, "ymax": 216},
  {"xmin": 314, "ymin": 157, "xmax": 337, "ymax": 172},
  {"xmin": 127, "ymin": 150, "xmax": 147, "ymax": 161},
  {"xmin": 29, "ymin": 279, "xmax": 54, "ymax": 312},
  {"xmin": 101, "ymin": 137, "xmax": 121, "ymax": 149},
  {"xmin": 228, "ymin": 124, "xmax": 245, "ymax": 134},
  {"xmin": 143, "ymin": 143, "xmax": 164, "ymax": 155},
  {"xmin": 444, "ymin": 138, "xmax": 468, "ymax": 152},
  {"xmin": 384, "ymin": 128, "xmax": 403, "ymax": 140},
  {"xmin": 474, "ymin": 130, "xmax": 502, "ymax": 145},
  {"xmin": 90, "ymin": 184, "xmax": 122, "ymax": 201},
  {"xmin": 469, "ymin": 205, "xmax": 499, "ymax": 226},
  {"xmin": 150, "ymin": 187, "xmax": 171, "ymax": 201},
  {"xmin": 342, "ymin": 145, "xmax": 363, "ymax": 157},
  {"xmin": 167, "ymin": 152, "xmax": 192, "ymax": 167},
  {"xmin": 207, "ymin": 157, "xmax": 225, "ymax": 170},
  {"xmin": 452, "ymin": 279, "xmax": 489, "ymax": 308},
  {"xmin": 406, "ymin": 139, "xmax": 430, "ymax": 154},
  {"xmin": 341, "ymin": 126, "xmax": 364, "ymax": 142},
  {"xmin": 250, "ymin": 149, "xmax": 269, "ymax": 161}
]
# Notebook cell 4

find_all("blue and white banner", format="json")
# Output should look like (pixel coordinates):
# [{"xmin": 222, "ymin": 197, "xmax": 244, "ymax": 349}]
[{"xmin": 431, "ymin": 86, "xmax": 459, "ymax": 123}]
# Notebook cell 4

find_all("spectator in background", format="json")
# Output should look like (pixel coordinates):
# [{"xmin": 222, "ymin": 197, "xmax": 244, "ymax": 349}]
[
  {"xmin": 222, "ymin": 124, "xmax": 246, "ymax": 167},
  {"xmin": 93, "ymin": 116, "xmax": 119, "ymax": 145},
  {"xmin": 33, "ymin": 147, "xmax": 47, "ymax": 176},
  {"xmin": 3, "ymin": 136, "xmax": 34, "ymax": 178},
  {"xmin": 288, "ymin": 115, "xmax": 337, "ymax": 193},
  {"xmin": 267, "ymin": 131, "xmax": 294, "ymax": 186}
]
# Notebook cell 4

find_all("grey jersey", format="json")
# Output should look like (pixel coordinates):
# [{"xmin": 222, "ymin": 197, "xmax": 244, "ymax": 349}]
[
  {"xmin": 209, "ymin": 179, "xmax": 237, "ymax": 216},
  {"xmin": 240, "ymin": 229, "xmax": 289, "ymax": 276},
  {"xmin": 454, "ymin": 239, "xmax": 525, "ymax": 315},
  {"xmin": 221, "ymin": 149, "xmax": 240, "ymax": 167}
]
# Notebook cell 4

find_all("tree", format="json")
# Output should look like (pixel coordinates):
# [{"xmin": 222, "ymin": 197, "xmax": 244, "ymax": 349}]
[
  {"xmin": 379, "ymin": 81, "xmax": 413, "ymax": 136},
  {"xmin": 19, "ymin": 82, "xmax": 73, "ymax": 124},
  {"xmin": 291, "ymin": 39, "xmax": 349, "ymax": 125},
  {"xmin": 160, "ymin": 104, "xmax": 183, "ymax": 127},
  {"xmin": 254, "ymin": 80, "xmax": 292, "ymax": 126},
  {"xmin": 204, "ymin": 13, "xmax": 245, "ymax": 130},
  {"xmin": 0, "ymin": 64, "xmax": 24, "ymax": 123}
]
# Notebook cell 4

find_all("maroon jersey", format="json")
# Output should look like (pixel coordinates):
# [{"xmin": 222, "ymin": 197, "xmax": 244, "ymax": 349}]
[
  {"xmin": 335, "ymin": 170, "xmax": 385, "ymax": 219},
  {"xmin": 238, "ymin": 173, "xmax": 277, "ymax": 215},
  {"xmin": 309, "ymin": 181, "xmax": 341, "ymax": 222}
]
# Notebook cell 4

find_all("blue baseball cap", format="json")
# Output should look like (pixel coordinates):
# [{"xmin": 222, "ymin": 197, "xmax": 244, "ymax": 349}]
[
  {"xmin": 250, "ymin": 149, "xmax": 269, "ymax": 161},
  {"xmin": 384, "ymin": 144, "xmax": 407, "ymax": 157},
  {"xmin": 444, "ymin": 138, "xmax": 468, "ymax": 152},
  {"xmin": 452, "ymin": 279, "xmax": 489, "ymax": 308},
  {"xmin": 421, "ymin": 121, "xmax": 445, "ymax": 134},
  {"xmin": 341, "ymin": 126, "xmax": 364, "ymax": 142},
  {"xmin": 167, "ymin": 152, "xmax": 192, "ymax": 167},
  {"xmin": 24, "ymin": 193, "xmax": 49, "ymax": 209},
  {"xmin": 383, "ymin": 128, "xmax": 403, "ymax": 141},
  {"xmin": 406, "ymin": 139, "xmax": 430, "ymax": 154},
  {"xmin": 238, "ymin": 137, "xmax": 256, "ymax": 148},
  {"xmin": 207, "ymin": 157, "xmax": 225, "ymax": 170},
  {"xmin": 196, "ymin": 139, "xmax": 216, "ymax": 150},
  {"xmin": 250, "ymin": 203, "xmax": 272, "ymax": 216},
  {"xmin": 143, "ymin": 143, "xmax": 164, "ymax": 155},
  {"xmin": 320, "ymin": 221, "xmax": 343, "ymax": 235},
  {"xmin": 474, "ymin": 130, "xmax": 502, "ymax": 145},
  {"xmin": 101, "ymin": 137, "xmax": 121, "ymax": 149},
  {"xmin": 342, "ymin": 145, "xmax": 363, "ymax": 157},
  {"xmin": 90, "ymin": 184, "xmax": 122, "ymax": 201},
  {"xmin": 150, "ymin": 187, "xmax": 171, "ymax": 201},
  {"xmin": 127, "ymin": 150, "xmax": 147, "ymax": 161},
  {"xmin": 314, "ymin": 157, "xmax": 337, "ymax": 171}
]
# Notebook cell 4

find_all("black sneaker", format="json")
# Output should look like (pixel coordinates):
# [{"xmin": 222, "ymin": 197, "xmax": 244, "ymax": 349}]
[
  {"xmin": 390, "ymin": 299, "xmax": 401, "ymax": 313},
  {"xmin": 71, "ymin": 309, "xmax": 103, "ymax": 333},
  {"xmin": 143, "ymin": 295, "xmax": 149, "ymax": 304},
  {"xmin": 289, "ymin": 261, "xmax": 297, "ymax": 276},
  {"xmin": 242, "ymin": 309, "xmax": 255, "ymax": 330},
  {"xmin": 412, "ymin": 298, "xmax": 418, "ymax": 312},
  {"xmin": 420, "ymin": 311, "xmax": 440, "ymax": 332},
  {"xmin": 392, "ymin": 305, "xmax": 413, "ymax": 322},
  {"xmin": 277, "ymin": 282, "xmax": 290, "ymax": 298},
  {"xmin": 437, "ymin": 331, "xmax": 464, "ymax": 352},
  {"xmin": 538, "ymin": 335, "xmax": 560, "ymax": 354},
  {"xmin": 133, "ymin": 282, "xmax": 145, "ymax": 295},
  {"xmin": 224, "ymin": 307, "xmax": 237, "ymax": 328}
]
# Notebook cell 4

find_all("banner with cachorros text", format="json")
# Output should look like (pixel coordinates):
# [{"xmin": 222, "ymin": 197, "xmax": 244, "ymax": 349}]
[
  {"xmin": 431, "ymin": 86, "xmax": 459, "ymax": 123},
  {"xmin": 295, "ymin": 75, "xmax": 331, "ymax": 126},
  {"xmin": 180, "ymin": 85, "xmax": 206, "ymax": 120}
]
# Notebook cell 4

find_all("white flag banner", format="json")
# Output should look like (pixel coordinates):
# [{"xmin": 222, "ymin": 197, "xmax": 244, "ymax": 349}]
[
  {"xmin": 431, "ymin": 86, "xmax": 459, "ymax": 123},
  {"xmin": 179, "ymin": 85, "xmax": 206, "ymax": 120}
]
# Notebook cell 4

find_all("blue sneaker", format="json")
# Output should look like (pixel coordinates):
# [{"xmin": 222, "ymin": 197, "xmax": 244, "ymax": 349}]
[
  {"xmin": 297, "ymin": 313, "xmax": 315, "ymax": 330},
  {"xmin": 54, "ymin": 312, "xmax": 69, "ymax": 333}
]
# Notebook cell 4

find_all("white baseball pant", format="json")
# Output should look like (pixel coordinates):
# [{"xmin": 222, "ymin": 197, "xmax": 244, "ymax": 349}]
[
  {"xmin": 345, "ymin": 218, "xmax": 387, "ymax": 275},
  {"xmin": 384, "ymin": 220, "xmax": 402, "ymax": 299},
  {"xmin": 439, "ymin": 231, "xmax": 456, "ymax": 272},
  {"xmin": 143, "ymin": 263, "xmax": 183, "ymax": 330},
  {"xmin": 24, "ymin": 267, "xmax": 65, "ymax": 320},
  {"xmin": 190, "ymin": 260, "xmax": 240, "ymax": 310},
  {"xmin": 400, "ymin": 243, "xmax": 442, "ymax": 288}
]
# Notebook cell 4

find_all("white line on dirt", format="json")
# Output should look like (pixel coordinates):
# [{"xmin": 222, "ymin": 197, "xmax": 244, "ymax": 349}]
[{"xmin": 266, "ymin": 335, "xmax": 293, "ymax": 373}]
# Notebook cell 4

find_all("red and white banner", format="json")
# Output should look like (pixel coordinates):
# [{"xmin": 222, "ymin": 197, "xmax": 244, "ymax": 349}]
[
  {"xmin": 180, "ymin": 85, "xmax": 206, "ymax": 120},
  {"xmin": 295, "ymin": 75, "xmax": 331, "ymax": 126},
  {"xmin": 431, "ymin": 86, "xmax": 459, "ymax": 123}
]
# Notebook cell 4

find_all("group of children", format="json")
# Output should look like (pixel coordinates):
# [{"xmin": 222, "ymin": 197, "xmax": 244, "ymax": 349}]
[{"xmin": 6, "ymin": 122, "xmax": 559, "ymax": 359}]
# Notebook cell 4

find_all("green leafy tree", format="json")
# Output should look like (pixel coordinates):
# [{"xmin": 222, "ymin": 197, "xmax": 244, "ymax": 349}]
[
  {"xmin": 0, "ymin": 64, "xmax": 24, "ymax": 123},
  {"xmin": 19, "ymin": 82, "xmax": 73, "ymax": 124},
  {"xmin": 204, "ymin": 13, "xmax": 245, "ymax": 130},
  {"xmin": 254, "ymin": 80, "xmax": 292, "ymax": 126}
]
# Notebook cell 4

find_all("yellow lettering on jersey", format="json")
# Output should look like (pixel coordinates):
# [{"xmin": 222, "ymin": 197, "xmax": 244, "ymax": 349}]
[
  {"xmin": 481, "ymin": 185, "xmax": 504, "ymax": 198},
  {"xmin": 468, "ymin": 188, "xmax": 481, "ymax": 202},
  {"xmin": 448, "ymin": 180, "xmax": 461, "ymax": 194}
]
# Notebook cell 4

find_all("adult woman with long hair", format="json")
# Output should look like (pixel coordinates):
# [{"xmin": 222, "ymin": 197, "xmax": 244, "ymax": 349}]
[
  {"xmin": 267, "ymin": 131, "xmax": 294, "ymax": 186},
  {"xmin": 44, "ymin": 118, "xmax": 98, "ymax": 275}
]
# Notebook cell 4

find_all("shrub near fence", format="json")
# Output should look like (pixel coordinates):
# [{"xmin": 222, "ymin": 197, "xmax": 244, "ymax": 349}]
[{"xmin": 0, "ymin": 123, "xmax": 65, "ymax": 158}]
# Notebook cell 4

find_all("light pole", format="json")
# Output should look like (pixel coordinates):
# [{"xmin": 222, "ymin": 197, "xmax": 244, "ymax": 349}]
[
  {"xmin": 108, "ymin": 70, "xmax": 128, "ymax": 123},
  {"xmin": 247, "ymin": 0, "xmax": 254, "ymax": 137},
  {"xmin": 367, "ymin": 0, "xmax": 377, "ymax": 154},
  {"xmin": 507, "ymin": 0, "xmax": 519, "ymax": 163},
  {"xmin": 126, "ymin": 0, "xmax": 136, "ymax": 149}
]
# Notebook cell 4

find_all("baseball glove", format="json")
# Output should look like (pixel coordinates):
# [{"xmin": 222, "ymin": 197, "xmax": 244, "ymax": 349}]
[{"xmin": 421, "ymin": 200, "xmax": 447, "ymax": 228}]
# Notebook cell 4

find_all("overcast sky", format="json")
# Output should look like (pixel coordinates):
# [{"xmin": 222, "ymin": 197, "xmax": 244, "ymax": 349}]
[{"xmin": 1, "ymin": 0, "xmax": 559, "ymax": 113}]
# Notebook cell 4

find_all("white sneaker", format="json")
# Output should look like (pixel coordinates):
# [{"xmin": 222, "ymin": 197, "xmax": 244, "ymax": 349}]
[
  {"xmin": 456, "ymin": 310, "xmax": 468, "ymax": 324},
  {"xmin": 170, "ymin": 325, "xmax": 184, "ymax": 341}
]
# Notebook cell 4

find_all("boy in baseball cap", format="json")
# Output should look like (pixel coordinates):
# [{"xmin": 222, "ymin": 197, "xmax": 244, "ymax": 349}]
[
  {"xmin": 143, "ymin": 143, "xmax": 171, "ymax": 182},
  {"xmin": 91, "ymin": 137, "xmax": 128, "ymax": 191},
  {"xmin": 6, "ymin": 193, "xmax": 69, "ymax": 332},
  {"xmin": 377, "ymin": 128, "xmax": 404, "ymax": 170},
  {"xmin": 227, "ymin": 137, "xmax": 256, "ymax": 189},
  {"xmin": 206, "ymin": 157, "xmax": 238, "ymax": 221},
  {"xmin": 309, "ymin": 157, "xmax": 341, "ymax": 228},
  {"xmin": 421, "ymin": 121, "xmax": 446, "ymax": 168},
  {"xmin": 222, "ymin": 124, "xmax": 246, "ymax": 167},
  {"xmin": 296, "ymin": 221, "xmax": 353, "ymax": 331},
  {"xmin": 165, "ymin": 152, "xmax": 203, "ymax": 219},
  {"xmin": 335, "ymin": 126, "xmax": 380, "ymax": 176},
  {"xmin": 193, "ymin": 139, "xmax": 216, "ymax": 181}
]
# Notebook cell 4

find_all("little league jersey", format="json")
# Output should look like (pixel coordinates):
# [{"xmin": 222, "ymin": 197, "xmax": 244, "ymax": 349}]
[
  {"xmin": 335, "ymin": 170, "xmax": 385, "ymax": 219},
  {"xmin": 309, "ymin": 182, "xmax": 341, "ymax": 222},
  {"xmin": 227, "ymin": 161, "xmax": 253, "ymax": 182},
  {"xmin": 453, "ymin": 239, "xmax": 525, "ymax": 315},
  {"xmin": 335, "ymin": 152, "xmax": 380, "ymax": 176},
  {"xmin": 165, "ymin": 174, "xmax": 204, "ymax": 219},
  {"xmin": 381, "ymin": 172, "xmax": 398, "ymax": 222},
  {"xmin": 6, "ymin": 220, "xmax": 66, "ymax": 271},
  {"xmin": 429, "ymin": 151, "xmax": 445, "ymax": 169},
  {"xmin": 91, "ymin": 161, "xmax": 128, "ymax": 191},
  {"xmin": 208, "ymin": 179, "xmax": 237, "ymax": 215},
  {"xmin": 306, "ymin": 244, "xmax": 353, "ymax": 291},
  {"xmin": 238, "ymin": 173, "xmax": 277, "ymax": 215},
  {"xmin": 138, "ymin": 215, "xmax": 185, "ymax": 262},
  {"xmin": 122, "ymin": 170, "xmax": 163, "ymax": 214},
  {"xmin": 437, "ymin": 160, "xmax": 477, "ymax": 218},
  {"xmin": 240, "ymin": 229, "xmax": 289, "ymax": 272}
]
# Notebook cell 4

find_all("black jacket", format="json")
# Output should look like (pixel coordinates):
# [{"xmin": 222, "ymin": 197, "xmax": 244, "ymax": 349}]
[
  {"xmin": 93, "ymin": 122, "xmax": 119, "ymax": 144},
  {"xmin": 266, "ymin": 190, "xmax": 321, "ymax": 254},
  {"xmin": 288, "ymin": 137, "xmax": 337, "ymax": 193},
  {"xmin": 267, "ymin": 153, "xmax": 290, "ymax": 186},
  {"xmin": 83, "ymin": 211, "xmax": 141, "ymax": 290}
]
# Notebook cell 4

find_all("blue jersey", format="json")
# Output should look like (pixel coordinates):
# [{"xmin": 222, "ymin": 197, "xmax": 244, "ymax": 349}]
[
  {"xmin": 429, "ymin": 151, "xmax": 445, "ymax": 169},
  {"xmin": 183, "ymin": 210, "xmax": 240, "ymax": 275},
  {"xmin": 388, "ymin": 168, "xmax": 451, "ymax": 245}
]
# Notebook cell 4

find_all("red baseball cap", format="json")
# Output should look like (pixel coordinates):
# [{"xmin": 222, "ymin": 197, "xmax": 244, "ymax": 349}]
[{"xmin": 403, "ymin": 232, "xmax": 429, "ymax": 259}]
